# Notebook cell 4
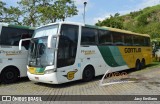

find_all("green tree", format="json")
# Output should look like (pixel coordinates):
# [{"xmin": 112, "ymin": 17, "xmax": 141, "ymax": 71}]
[
  {"xmin": 54, "ymin": 0, "xmax": 78, "ymax": 21},
  {"xmin": 137, "ymin": 13, "xmax": 148, "ymax": 26},
  {"xmin": 96, "ymin": 13, "xmax": 123, "ymax": 29},
  {"xmin": 4, "ymin": 6, "xmax": 22, "ymax": 24},
  {"xmin": 18, "ymin": 0, "xmax": 40, "ymax": 26},
  {"xmin": 0, "ymin": 1, "xmax": 22, "ymax": 24},
  {"xmin": 18, "ymin": 0, "xmax": 78, "ymax": 26},
  {"xmin": 36, "ymin": 0, "xmax": 60, "ymax": 24},
  {"xmin": 37, "ymin": 0, "xmax": 78, "ymax": 24},
  {"xmin": 0, "ymin": 1, "xmax": 6, "ymax": 21},
  {"xmin": 114, "ymin": 13, "xmax": 120, "ymax": 17}
]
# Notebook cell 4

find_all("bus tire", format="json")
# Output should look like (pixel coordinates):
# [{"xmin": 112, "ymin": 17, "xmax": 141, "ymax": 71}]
[
  {"xmin": 141, "ymin": 59, "xmax": 145, "ymax": 69},
  {"xmin": 82, "ymin": 65, "xmax": 95, "ymax": 82},
  {"xmin": 1, "ymin": 67, "xmax": 19, "ymax": 84},
  {"xmin": 135, "ymin": 60, "xmax": 141, "ymax": 70}
]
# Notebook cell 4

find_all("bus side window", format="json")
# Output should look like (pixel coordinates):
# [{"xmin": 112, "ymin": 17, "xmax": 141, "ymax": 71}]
[
  {"xmin": 144, "ymin": 37, "xmax": 150, "ymax": 46},
  {"xmin": 112, "ymin": 31, "xmax": 124, "ymax": 46},
  {"xmin": 133, "ymin": 35, "xmax": 145, "ymax": 46},
  {"xmin": 81, "ymin": 27, "xmax": 98, "ymax": 45},
  {"xmin": 124, "ymin": 34, "xmax": 133, "ymax": 46},
  {"xmin": 0, "ymin": 26, "xmax": 18, "ymax": 45},
  {"xmin": 21, "ymin": 33, "xmax": 33, "ymax": 50},
  {"xmin": 0, "ymin": 26, "xmax": 34, "ymax": 49},
  {"xmin": 98, "ymin": 30, "xmax": 112, "ymax": 45}
]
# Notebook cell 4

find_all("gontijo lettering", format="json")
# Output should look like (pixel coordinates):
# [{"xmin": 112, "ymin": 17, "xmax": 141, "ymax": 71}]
[{"xmin": 124, "ymin": 48, "xmax": 141, "ymax": 53}]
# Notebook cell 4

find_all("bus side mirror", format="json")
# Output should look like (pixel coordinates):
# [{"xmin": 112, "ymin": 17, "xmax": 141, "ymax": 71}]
[
  {"xmin": 47, "ymin": 34, "xmax": 59, "ymax": 48},
  {"xmin": 47, "ymin": 35, "xmax": 53, "ymax": 48},
  {"xmin": 19, "ymin": 39, "xmax": 23, "ymax": 50},
  {"xmin": 19, "ymin": 38, "xmax": 31, "ymax": 50}
]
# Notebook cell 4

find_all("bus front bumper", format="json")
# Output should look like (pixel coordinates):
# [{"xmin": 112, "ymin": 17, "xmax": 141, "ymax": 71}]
[{"xmin": 27, "ymin": 71, "xmax": 59, "ymax": 84}]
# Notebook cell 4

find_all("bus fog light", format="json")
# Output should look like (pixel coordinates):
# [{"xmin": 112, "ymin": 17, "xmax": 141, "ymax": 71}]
[{"xmin": 44, "ymin": 69, "xmax": 56, "ymax": 74}]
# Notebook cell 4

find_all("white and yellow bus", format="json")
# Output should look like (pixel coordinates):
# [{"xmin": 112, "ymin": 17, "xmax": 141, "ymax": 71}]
[
  {"xmin": 19, "ymin": 22, "xmax": 152, "ymax": 84},
  {"xmin": 0, "ymin": 23, "xmax": 34, "ymax": 83}
]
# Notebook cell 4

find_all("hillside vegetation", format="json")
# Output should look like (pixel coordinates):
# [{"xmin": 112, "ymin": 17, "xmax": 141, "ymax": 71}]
[{"xmin": 95, "ymin": 5, "xmax": 160, "ymax": 39}]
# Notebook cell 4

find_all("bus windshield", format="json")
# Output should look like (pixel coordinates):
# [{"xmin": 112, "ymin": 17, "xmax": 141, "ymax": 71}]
[
  {"xmin": 33, "ymin": 24, "xmax": 59, "ymax": 38},
  {"xmin": 28, "ymin": 36, "xmax": 56, "ymax": 67},
  {"xmin": 28, "ymin": 24, "xmax": 58, "ymax": 67}
]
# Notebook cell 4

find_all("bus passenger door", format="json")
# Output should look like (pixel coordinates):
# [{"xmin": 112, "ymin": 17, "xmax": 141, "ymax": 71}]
[{"xmin": 56, "ymin": 24, "xmax": 80, "ymax": 83}]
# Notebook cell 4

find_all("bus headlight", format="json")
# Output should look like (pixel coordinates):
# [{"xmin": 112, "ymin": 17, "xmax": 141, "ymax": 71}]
[{"xmin": 44, "ymin": 69, "xmax": 56, "ymax": 74}]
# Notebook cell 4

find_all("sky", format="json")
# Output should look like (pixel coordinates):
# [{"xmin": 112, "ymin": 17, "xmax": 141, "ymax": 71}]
[{"xmin": 2, "ymin": 0, "xmax": 160, "ymax": 25}]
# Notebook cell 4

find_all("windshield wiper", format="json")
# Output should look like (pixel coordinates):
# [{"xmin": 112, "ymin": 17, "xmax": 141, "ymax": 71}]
[
  {"xmin": 36, "ymin": 43, "xmax": 43, "ymax": 67},
  {"xmin": 30, "ymin": 40, "xmax": 36, "ymax": 58}
]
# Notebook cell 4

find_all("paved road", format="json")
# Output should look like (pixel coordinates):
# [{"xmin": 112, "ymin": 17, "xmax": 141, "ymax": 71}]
[{"xmin": 0, "ymin": 62, "xmax": 160, "ymax": 103}]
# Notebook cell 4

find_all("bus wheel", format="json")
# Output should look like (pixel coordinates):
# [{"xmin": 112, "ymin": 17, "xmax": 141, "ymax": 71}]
[
  {"xmin": 1, "ymin": 67, "xmax": 19, "ymax": 84},
  {"xmin": 141, "ymin": 59, "xmax": 145, "ymax": 69},
  {"xmin": 135, "ymin": 60, "xmax": 141, "ymax": 70},
  {"xmin": 82, "ymin": 66, "xmax": 95, "ymax": 82}
]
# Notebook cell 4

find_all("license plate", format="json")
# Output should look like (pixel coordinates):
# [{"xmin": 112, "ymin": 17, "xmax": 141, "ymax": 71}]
[{"xmin": 35, "ymin": 77, "xmax": 39, "ymax": 80}]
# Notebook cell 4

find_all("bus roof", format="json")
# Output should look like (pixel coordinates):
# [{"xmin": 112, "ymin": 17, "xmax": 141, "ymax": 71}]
[
  {"xmin": 35, "ymin": 21, "xmax": 150, "ymax": 37},
  {"xmin": 36, "ymin": 21, "xmax": 85, "ymax": 29},
  {"xmin": 0, "ymin": 23, "xmax": 35, "ymax": 30}
]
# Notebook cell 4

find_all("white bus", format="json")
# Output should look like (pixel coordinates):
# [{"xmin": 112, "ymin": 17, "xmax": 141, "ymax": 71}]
[
  {"xmin": 0, "ymin": 23, "xmax": 34, "ymax": 83},
  {"xmin": 19, "ymin": 22, "xmax": 152, "ymax": 84}
]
